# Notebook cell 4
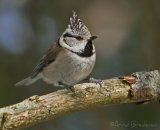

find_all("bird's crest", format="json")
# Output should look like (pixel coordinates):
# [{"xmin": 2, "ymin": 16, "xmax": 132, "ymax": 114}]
[{"xmin": 68, "ymin": 11, "xmax": 91, "ymax": 37}]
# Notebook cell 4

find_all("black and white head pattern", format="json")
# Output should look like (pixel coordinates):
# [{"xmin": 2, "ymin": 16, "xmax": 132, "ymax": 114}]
[{"xmin": 59, "ymin": 11, "xmax": 96, "ymax": 57}]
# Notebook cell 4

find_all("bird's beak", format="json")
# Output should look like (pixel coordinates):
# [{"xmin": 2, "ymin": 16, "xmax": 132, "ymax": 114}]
[{"xmin": 90, "ymin": 36, "xmax": 97, "ymax": 41}]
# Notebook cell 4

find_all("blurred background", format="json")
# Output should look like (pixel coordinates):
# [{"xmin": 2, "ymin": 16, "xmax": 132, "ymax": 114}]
[{"xmin": 0, "ymin": 0, "xmax": 160, "ymax": 130}]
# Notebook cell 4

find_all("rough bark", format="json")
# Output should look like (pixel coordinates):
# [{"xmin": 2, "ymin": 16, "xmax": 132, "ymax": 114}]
[{"xmin": 0, "ymin": 70, "xmax": 160, "ymax": 130}]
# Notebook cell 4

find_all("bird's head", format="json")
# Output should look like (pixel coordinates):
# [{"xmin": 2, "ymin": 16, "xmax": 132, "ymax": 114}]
[{"xmin": 59, "ymin": 11, "xmax": 97, "ymax": 53}]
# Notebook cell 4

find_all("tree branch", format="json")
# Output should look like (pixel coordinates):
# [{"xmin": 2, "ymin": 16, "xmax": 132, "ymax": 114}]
[{"xmin": 0, "ymin": 70, "xmax": 160, "ymax": 130}]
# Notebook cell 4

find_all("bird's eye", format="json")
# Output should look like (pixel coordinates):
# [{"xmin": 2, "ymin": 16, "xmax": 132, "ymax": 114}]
[
  {"xmin": 75, "ymin": 36, "xmax": 83, "ymax": 40},
  {"xmin": 63, "ymin": 33, "xmax": 73, "ymax": 38},
  {"xmin": 63, "ymin": 33, "xmax": 83, "ymax": 40}
]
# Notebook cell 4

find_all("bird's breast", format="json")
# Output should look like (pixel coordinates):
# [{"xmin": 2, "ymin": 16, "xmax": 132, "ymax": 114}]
[{"xmin": 42, "ymin": 49, "xmax": 96, "ymax": 85}]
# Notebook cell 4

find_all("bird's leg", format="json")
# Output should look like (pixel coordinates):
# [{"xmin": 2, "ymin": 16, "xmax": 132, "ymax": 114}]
[
  {"xmin": 81, "ymin": 77, "xmax": 102, "ymax": 87},
  {"xmin": 57, "ymin": 81, "xmax": 75, "ymax": 92}
]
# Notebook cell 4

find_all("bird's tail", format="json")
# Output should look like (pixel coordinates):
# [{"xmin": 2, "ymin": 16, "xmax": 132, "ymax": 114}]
[{"xmin": 15, "ymin": 76, "xmax": 40, "ymax": 87}]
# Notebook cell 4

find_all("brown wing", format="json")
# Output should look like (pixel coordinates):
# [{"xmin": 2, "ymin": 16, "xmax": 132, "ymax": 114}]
[{"xmin": 30, "ymin": 43, "xmax": 62, "ymax": 78}]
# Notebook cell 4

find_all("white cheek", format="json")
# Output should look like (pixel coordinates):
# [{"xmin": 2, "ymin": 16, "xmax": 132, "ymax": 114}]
[
  {"xmin": 72, "ymin": 41, "xmax": 86, "ymax": 52},
  {"xmin": 65, "ymin": 38, "xmax": 77, "ymax": 47},
  {"xmin": 60, "ymin": 36, "xmax": 86, "ymax": 53}
]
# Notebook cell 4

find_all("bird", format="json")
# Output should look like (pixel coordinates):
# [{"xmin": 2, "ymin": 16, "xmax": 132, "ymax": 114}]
[{"xmin": 15, "ymin": 11, "xmax": 97, "ymax": 87}]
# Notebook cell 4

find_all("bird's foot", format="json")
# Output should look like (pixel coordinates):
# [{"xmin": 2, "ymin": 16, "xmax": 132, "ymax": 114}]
[
  {"xmin": 57, "ymin": 82, "xmax": 75, "ymax": 93},
  {"xmin": 89, "ymin": 77, "xmax": 102, "ymax": 87}
]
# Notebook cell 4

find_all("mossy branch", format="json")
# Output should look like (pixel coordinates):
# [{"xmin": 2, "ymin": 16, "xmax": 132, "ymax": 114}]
[{"xmin": 0, "ymin": 70, "xmax": 160, "ymax": 130}]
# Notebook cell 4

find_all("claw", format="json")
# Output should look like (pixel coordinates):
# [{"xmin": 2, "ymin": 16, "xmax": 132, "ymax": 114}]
[{"xmin": 89, "ymin": 77, "xmax": 102, "ymax": 87}]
